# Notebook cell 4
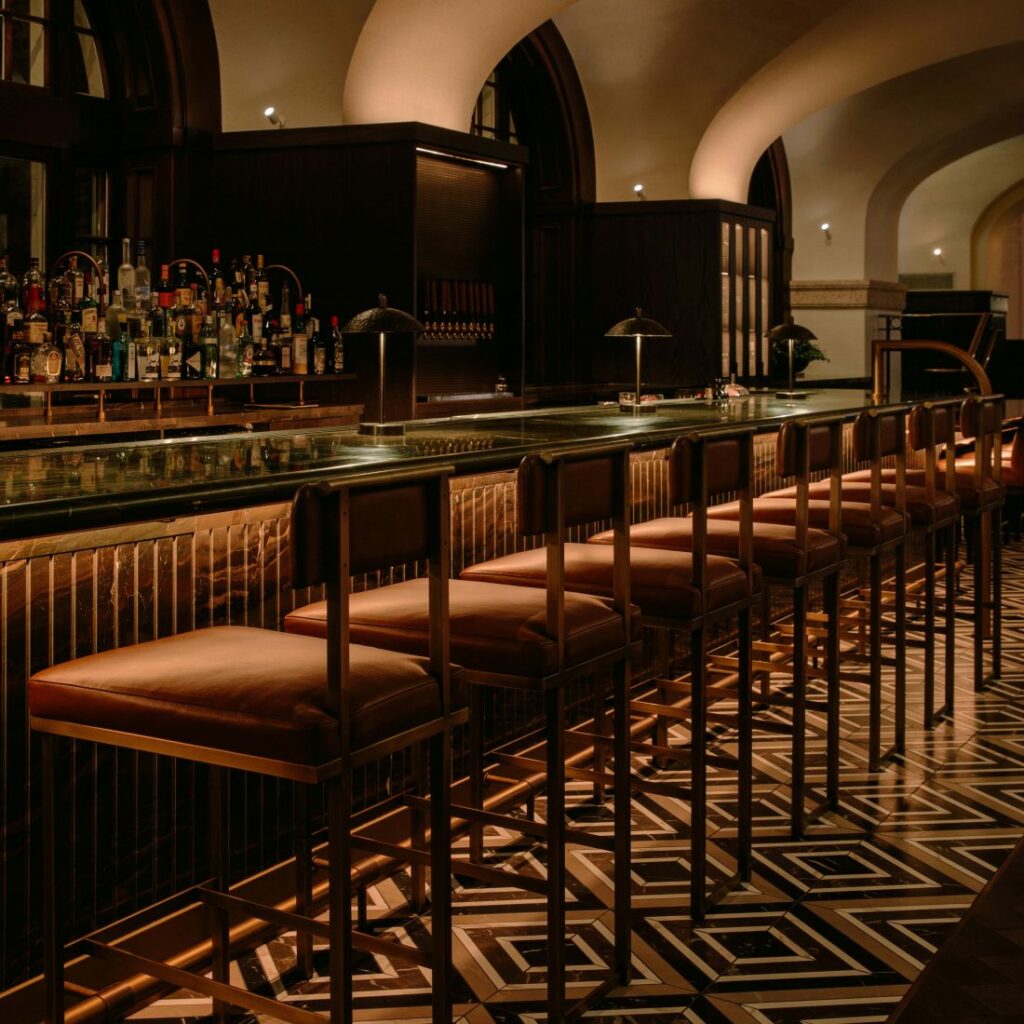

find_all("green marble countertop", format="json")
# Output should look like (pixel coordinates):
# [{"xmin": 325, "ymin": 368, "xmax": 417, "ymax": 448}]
[{"xmin": 0, "ymin": 389, "xmax": 881, "ymax": 541}]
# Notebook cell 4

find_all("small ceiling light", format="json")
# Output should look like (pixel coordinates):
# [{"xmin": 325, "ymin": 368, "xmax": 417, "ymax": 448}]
[
  {"xmin": 633, "ymin": 183, "xmax": 646, "ymax": 200},
  {"xmin": 820, "ymin": 222, "xmax": 832, "ymax": 241},
  {"xmin": 932, "ymin": 247, "xmax": 943, "ymax": 257},
  {"xmin": 264, "ymin": 106, "xmax": 285, "ymax": 128}
]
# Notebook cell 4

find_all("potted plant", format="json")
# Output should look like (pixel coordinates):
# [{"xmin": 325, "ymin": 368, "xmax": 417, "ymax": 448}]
[{"xmin": 769, "ymin": 334, "xmax": 828, "ymax": 381}]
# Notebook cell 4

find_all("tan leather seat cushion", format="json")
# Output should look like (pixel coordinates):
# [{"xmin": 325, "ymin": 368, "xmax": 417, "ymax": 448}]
[
  {"xmin": 846, "ymin": 467, "xmax": 1005, "ymax": 508},
  {"xmin": 708, "ymin": 494, "xmax": 906, "ymax": 548},
  {"xmin": 285, "ymin": 578, "xmax": 640, "ymax": 679},
  {"xmin": 787, "ymin": 480, "xmax": 958, "ymax": 528},
  {"xmin": 588, "ymin": 517, "xmax": 842, "ymax": 580},
  {"xmin": 28, "ymin": 626, "xmax": 464, "ymax": 765},
  {"xmin": 458, "ymin": 542, "xmax": 758, "ymax": 619}
]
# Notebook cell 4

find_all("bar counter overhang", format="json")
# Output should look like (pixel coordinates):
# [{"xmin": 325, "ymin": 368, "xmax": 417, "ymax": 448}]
[{"xmin": 0, "ymin": 388, "xmax": 908, "ymax": 1019}]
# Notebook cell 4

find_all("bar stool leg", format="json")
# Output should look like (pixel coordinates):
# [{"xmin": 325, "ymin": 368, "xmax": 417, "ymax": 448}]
[
  {"xmin": 923, "ymin": 531, "xmax": 937, "ymax": 729},
  {"xmin": 869, "ymin": 554, "xmax": 883, "ymax": 771},
  {"xmin": 894, "ymin": 544, "xmax": 907, "ymax": 757},
  {"xmin": 327, "ymin": 775, "xmax": 354, "ymax": 1024},
  {"xmin": 429, "ymin": 729, "xmax": 453, "ymax": 1024},
  {"xmin": 992, "ymin": 507, "xmax": 1003, "ymax": 681},
  {"xmin": 653, "ymin": 630, "xmax": 671, "ymax": 768},
  {"xmin": 41, "ymin": 734, "xmax": 64, "ymax": 1024},
  {"xmin": 973, "ymin": 516, "xmax": 985, "ymax": 693},
  {"xmin": 737, "ymin": 604, "xmax": 753, "ymax": 881},
  {"xmin": 790, "ymin": 587, "xmax": 807, "ymax": 838},
  {"xmin": 825, "ymin": 569, "xmax": 841, "ymax": 809},
  {"xmin": 612, "ymin": 658, "xmax": 632, "ymax": 984},
  {"xmin": 944, "ymin": 523, "xmax": 957, "ymax": 717},
  {"xmin": 208, "ymin": 767, "xmax": 230, "ymax": 1024},
  {"xmin": 592, "ymin": 674, "xmax": 609, "ymax": 804},
  {"xmin": 410, "ymin": 741, "xmax": 428, "ymax": 913},
  {"xmin": 293, "ymin": 783, "xmax": 314, "ymax": 978},
  {"xmin": 468, "ymin": 686, "xmax": 485, "ymax": 864},
  {"xmin": 545, "ymin": 686, "xmax": 567, "ymax": 1022},
  {"xmin": 689, "ymin": 625, "xmax": 707, "ymax": 921}
]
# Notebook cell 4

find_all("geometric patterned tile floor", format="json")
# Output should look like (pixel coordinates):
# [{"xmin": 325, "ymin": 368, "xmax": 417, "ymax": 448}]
[{"xmin": 135, "ymin": 541, "xmax": 1024, "ymax": 1024}]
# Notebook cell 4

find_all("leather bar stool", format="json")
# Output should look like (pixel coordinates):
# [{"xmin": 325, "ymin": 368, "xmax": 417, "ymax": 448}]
[
  {"xmin": 455, "ymin": 430, "xmax": 760, "ymax": 921},
  {"xmin": 589, "ymin": 424, "xmax": 844, "ymax": 838},
  {"xmin": 816, "ymin": 400, "xmax": 960, "ymax": 728},
  {"xmin": 946, "ymin": 394, "xmax": 1005, "ymax": 691},
  {"xmin": 709, "ymin": 408, "xmax": 910, "ymax": 772},
  {"xmin": 287, "ymin": 442, "xmax": 637, "ymax": 1023},
  {"xmin": 30, "ymin": 464, "xmax": 466, "ymax": 1024}
]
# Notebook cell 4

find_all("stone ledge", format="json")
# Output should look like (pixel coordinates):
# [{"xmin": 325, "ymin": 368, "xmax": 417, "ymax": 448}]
[{"xmin": 790, "ymin": 279, "xmax": 907, "ymax": 311}]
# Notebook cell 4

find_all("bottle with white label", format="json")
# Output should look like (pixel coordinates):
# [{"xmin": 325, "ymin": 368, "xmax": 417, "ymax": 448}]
[
  {"xmin": 134, "ymin": 241, "xmax": 151, "ymax": 306},
  {"xmin": 139, "ymin": 320, "xmax": 161, "ymax": 380},
  {"xmin": 117, "ymin": 238, "xmax": 135, "ymax": 305}
]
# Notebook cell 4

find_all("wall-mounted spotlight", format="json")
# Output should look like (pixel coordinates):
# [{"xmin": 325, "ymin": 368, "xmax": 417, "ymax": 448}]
[
  {"xmin": 633, "ymin": 183, "xmax": 646, "ymax": 201},
  {"xmin": 820, "ymin": 222, "xmax": 832, "ymax": 242},
  {"xmin": 264, "ymin": 106, "xmax": 285, "ymax": 128},
  {"xmin": 932, "ymin": 247, "xmax": 944, "ymax": 263}
]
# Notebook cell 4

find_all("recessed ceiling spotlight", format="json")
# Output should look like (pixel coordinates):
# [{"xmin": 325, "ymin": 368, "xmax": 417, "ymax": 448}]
[{"xmin": 932, "ymin": 247, "xmax": 943, "ymax": 257}]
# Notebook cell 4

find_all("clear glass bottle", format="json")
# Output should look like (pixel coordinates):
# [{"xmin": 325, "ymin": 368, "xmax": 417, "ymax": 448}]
[
  {"xmin": 117, "ymin": 237, "xmax": 135, "ymax": 305},
  {"xmin": 89, "ymin": 323, "xmax": 113, "ymax": 382},
  {"xmin": 33, "ymin": 331, "xmax": 63, "ymax": 383},
  {"xmin": 218, "ymin": 306, "xmax": 238, "ymax": 378},
  {"xmin": 64, "ymin": 310, "xmax": 86, "ymax": 382},
  {"xmin": 201, "ymin": 315, "xmax": 218, "ymax": 380},
  {"xmin": 105, "ymin": 288, "xmax": 126, "ymax": 342},
  {"xmin": 66, "ymin": 255, "xmax": 86, "ymax": 306},
  {"xmin": 139, "ymin": 320, "xmax": 161, "ymax": 381},
  {"xmin": 134, "ymin": 241, "xmax": 151, "ymax": 306},
  {"xmin": 22, "ymin": 257, "xmax": 44, "ymax": 314}
]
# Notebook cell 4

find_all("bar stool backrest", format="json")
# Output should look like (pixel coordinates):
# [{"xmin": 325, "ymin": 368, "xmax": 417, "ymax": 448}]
[
  {"xmin": 669, "ymin": 427, "xmax": 756, "ymax": 592},
  {"xmin": 961, "ymin": 394, "xmax": 1006, "ymax": 490},
  {"xmin": 776, "ymin": 415, "xmax": 844, "ymax": 546},
  {"xmin": 909, "ymin": 399, "xmax": 959, "ymax": 502},
  {"xmin": 853, "ymin": 406, "xmax": 908, "ymax": 520},
  {"xmin": 290, "ymin": 464, "xmax": 455, "ymax": 757},
  {"xmin": 517, "ymin": 442, "xmax": 632, "ymax": 667}
]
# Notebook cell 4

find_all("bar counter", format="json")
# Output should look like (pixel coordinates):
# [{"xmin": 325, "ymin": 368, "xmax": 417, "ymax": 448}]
[
  {"xmin": 0, "ymin": 387, "xmax": 885, "ymax": 998},
  {"xmin": 1, "ymin": 389, "xmax": 877, "ymax": 542}
]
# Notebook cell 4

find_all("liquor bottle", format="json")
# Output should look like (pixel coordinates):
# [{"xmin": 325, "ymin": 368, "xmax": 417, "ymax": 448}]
[
  {"xmin": 188, "ymin": 283, "xmax": 203, "ymax": 343},
  {"xmin": 139, "ymin": 320, "xmax": 161, "ymax": 381},
  {"xmin": 252, "ymin": 337, "xmax": 278, "ymax": 376},
  {"xmin": 95, "ymin": 244, "xmax": 110, "ymax": 309},
  {"xmin": 0, "ymin": 255, "xmax": 18, "ymax": 303},
  {"xmin": 134, "ymin": 241, "xmax": 151, "ymax": 306},
  {"xmin": 311, "ymin": 318, "xmax": 327, "ymax": 374},
  {"xmin": 10, "ymin": 321, "xmax": 31, "ymax": 384},
  {"xmin": 161, "ymin": 324, "xmax": 182, "ymax": 381},
  {"xmin": 181, "ymin": 306, "xmax": 203, "ymax": 380},
  {"xmin": 111, "ymin": 323, "xmax": 126, "ymax": 382},
  {"xmin": 200, "ymin": 315, "xmax": 218, "ymax": 379},
  {"xmin": 292, "ymin": 300, "xmax": 308, "ymax": 374},
  {"xmin": 121, "ymin": 318, "xmax": 137, "ymax": 382},
  {"xmin": 157, "ymin": 264, "xmax": 174, "ymax": 310},
  {"xmin": 89, "ymin": 323, "xmax": 113, "ymax": 382},
  {"xmin": 210, "ymin": 248, "xmax": 224, "ymax": 302},
  {"xmin": 66, "ymin": 256, "xmax": 86, "ymax": 306},
  {"xmin": 78, "ymin": 271, "xmax": 99, "ymax": 336},
  {"xmin": 64, "ymin": 310, "xmax": 86, "ymax": 382},
  {"xmin": 23, "ymin": 290, "xmax": 47, "ymax": 346},
  {"xmin": 329, "ymin": 315, "xmax": 344, "ymax": 371},
  {"xmin": 175, "ymin": 262, "xmax": 192, "ymax": 307},
  {"xmin": 33, "ymin": 331, "xmax": 63, "ymax": 383},
  {"xmin": 50, "ymin": 279, "xmax": 72, "ymax": 351},
  {"xmin": 2, "ymin": 290, "xmax": 24, "ymax": 383},
  {"xmin": 117, "ymin": 238, "xmax": 135, "ymax": 304},
  {"xmin": 218, "ymin": 304, "xmax": 238, "ymax": 378},
  {"xmin": 254, "ymin": 254, "xmax": 269, "ymax": 311},
  {"xmin": 235, "ymin": 299, "xmax": 254, "ymax": 378},
  {"xmin": 105, "ymin": 288, "xmax": 126, "ymax": 341},
  {"xmin": 277, "ymin": 281, "xmax": 293, "ymax": 374},
  {"xmin": 22, "ymin": 258, "xmax": 44, "ymax": 314}
]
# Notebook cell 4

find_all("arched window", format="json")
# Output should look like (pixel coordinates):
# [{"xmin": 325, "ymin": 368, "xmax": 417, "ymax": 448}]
[
  {"xmin": 73, "ymin": 0, "xmax": 107, "ymax": 97},
  {"xmin": 471, "ymin": 68, "xmax": 519, "ymax": 144}
]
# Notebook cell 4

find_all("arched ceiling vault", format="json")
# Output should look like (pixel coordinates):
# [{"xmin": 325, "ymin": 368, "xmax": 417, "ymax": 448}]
[
  {"xmin": 690, "ymin": 0, "xmax": 1024, "ymax": 202},
  {"xmin": 342, "ymin": 0, "xmax": 576, "ymax": 129},
  {"xmin": 973, "ymin": 179, "xmax": 1024, "ymax": 289}
]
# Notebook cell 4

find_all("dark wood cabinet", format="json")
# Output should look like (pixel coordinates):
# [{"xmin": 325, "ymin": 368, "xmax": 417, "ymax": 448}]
[{"xmin": 209, "ymin": 124, "xmax": 525, "ymax": 421}]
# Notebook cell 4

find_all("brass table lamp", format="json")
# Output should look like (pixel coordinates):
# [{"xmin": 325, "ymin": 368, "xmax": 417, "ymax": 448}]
[{"xmin": 605, "ymin": 308, "xmax": 672, "ymax": 414}]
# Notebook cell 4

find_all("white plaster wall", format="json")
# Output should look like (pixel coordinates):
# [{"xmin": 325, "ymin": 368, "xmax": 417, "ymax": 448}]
[
  {"xmin": 209, "ymin": 0, "xmax": 374, "ymax": 131},
  {"xmin": 898, "ymin": 136, "xmax": 1024, "ymax": 290}
]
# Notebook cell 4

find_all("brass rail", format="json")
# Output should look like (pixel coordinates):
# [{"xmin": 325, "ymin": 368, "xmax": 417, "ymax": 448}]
[{"xmin": 871, "ymin": 338, "xmax": 993, "ymax": 403}]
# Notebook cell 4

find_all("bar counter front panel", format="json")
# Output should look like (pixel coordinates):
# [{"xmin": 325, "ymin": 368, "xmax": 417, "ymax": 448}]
[{"xmin": 0, "ymin": 390, "xmax": 879, "ymax": 991}]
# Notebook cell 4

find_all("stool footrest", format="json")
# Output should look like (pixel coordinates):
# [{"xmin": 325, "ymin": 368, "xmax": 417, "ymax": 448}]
[
  {"xmin": 82, "ymin": 939, "xmax": 323, "ymax": 1024},
  {"xmin": 195, "ymin": 886, "xmax": 331, "ymax": 940},
  {"xmin": 350, "ymin": 835, "xmax": 431, "ymax": 867},
  {"xmin": 352, "ymin": 928, "xmax": 432, "ymax": 967},
  {"xmin": 452, "ymin": 858, "xmax": 549, "ymax": 894}
]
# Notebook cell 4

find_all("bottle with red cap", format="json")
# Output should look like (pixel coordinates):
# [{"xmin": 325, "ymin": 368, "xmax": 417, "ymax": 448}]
[{"xmin": 329, "ymin": 314, "xmax": 344, "ymax": 373}]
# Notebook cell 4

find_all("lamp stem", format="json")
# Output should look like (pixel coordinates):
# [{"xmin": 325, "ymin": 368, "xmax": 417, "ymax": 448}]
[
  {"xmin": 378, "ymin": 331, "xmax": 386, "ymax": 424},
  {"xmin": 788, "ymin": 336, "xmax": 795, "ymax": 394},
  {"xmin": 635, "ymin": 334, "xmax": 642, "ymax": 413}
]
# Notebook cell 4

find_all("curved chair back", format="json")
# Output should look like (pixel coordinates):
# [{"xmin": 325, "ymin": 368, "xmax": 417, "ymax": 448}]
[
  {"xmin": 776, "ymin": 415, "xmax": 844, "ymax": 545},
  {"xmin": 853, "ymin": 405, "xmax": 908, "ymax": 521},
  {"xmin": 961, "ymin": 394, "xmax": 1006, "ymax": 490}
]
